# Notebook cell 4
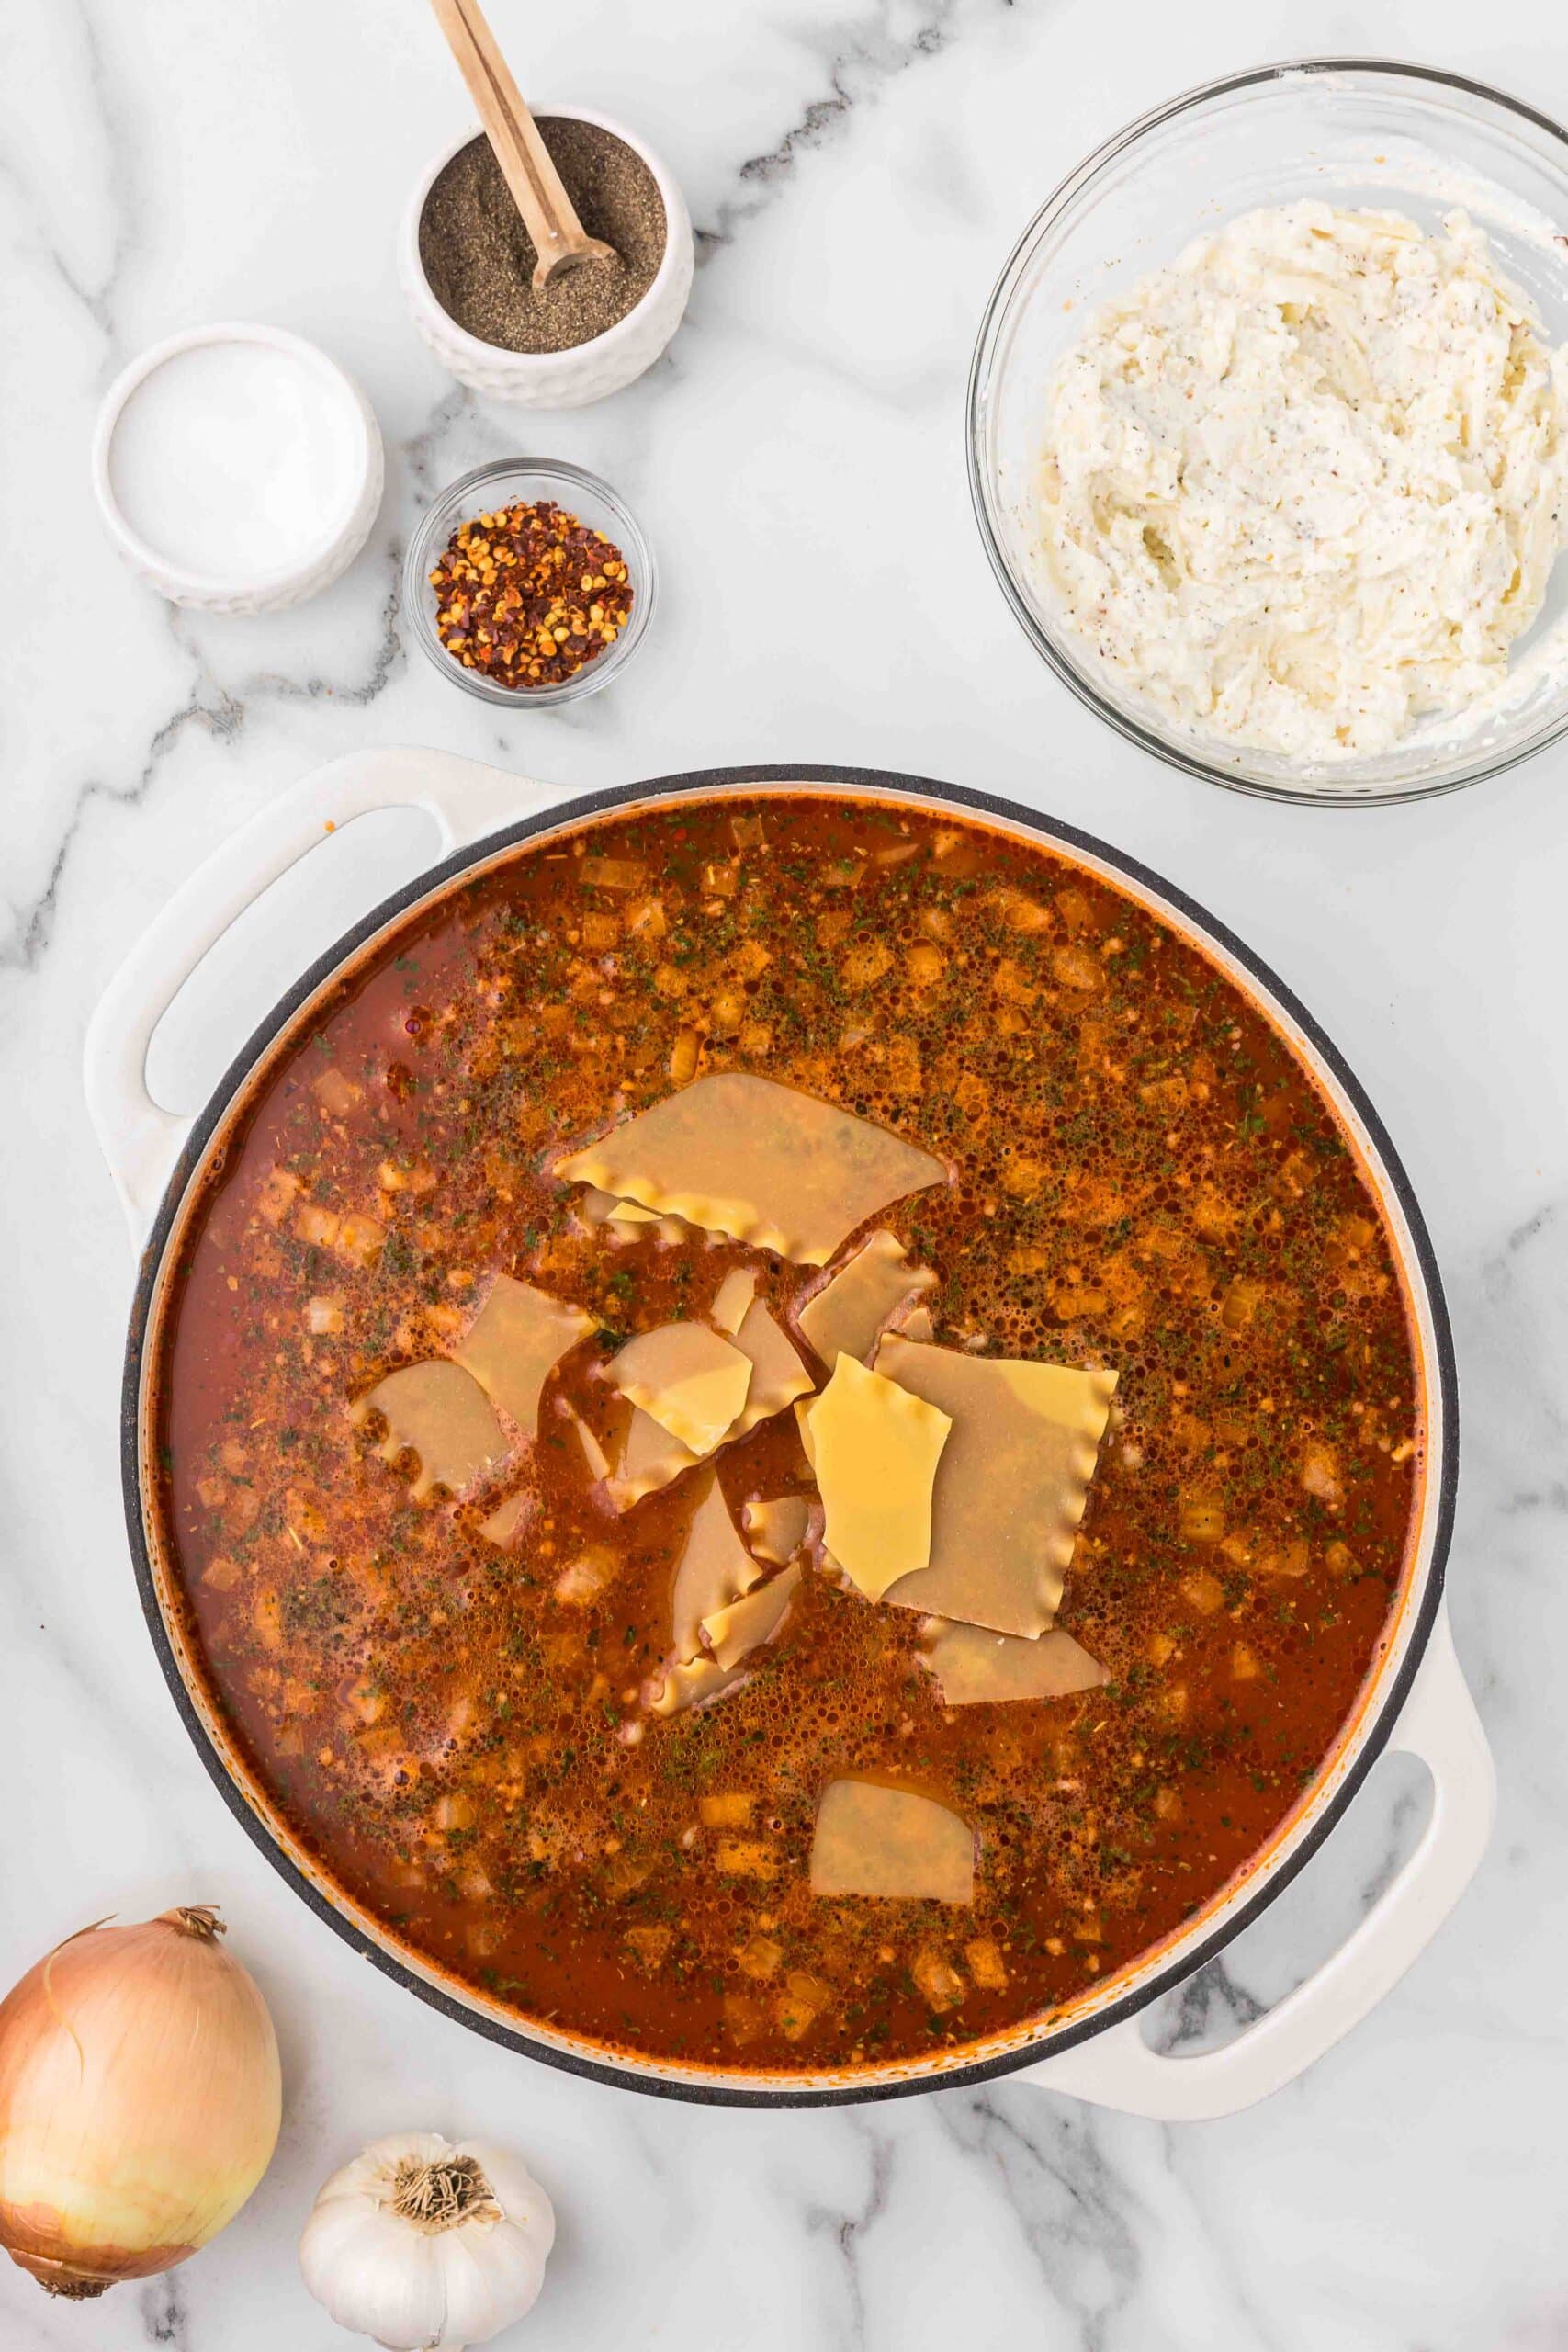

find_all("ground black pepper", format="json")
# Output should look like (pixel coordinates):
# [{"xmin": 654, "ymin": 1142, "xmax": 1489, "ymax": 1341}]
[{"xmin": 419, "ymin": 123, "xmax": 666, "ymax": 355}]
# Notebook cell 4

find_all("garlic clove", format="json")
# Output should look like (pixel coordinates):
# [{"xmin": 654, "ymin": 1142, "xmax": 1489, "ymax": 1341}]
[
  {"xmin": 437, "ymin": 2232, "xmax": 519, "ymax": 2347},
  {"xmin": 301, "ymin": 2195, "xmax": 446, "ymax": 2350},
  {"xmin": 452, "ymin": 2139, "xmax": 557, "ymax": 2263},
  {"xmin": 438, "ymin": 2219, "xmax": 549, "ymax": 2346}
]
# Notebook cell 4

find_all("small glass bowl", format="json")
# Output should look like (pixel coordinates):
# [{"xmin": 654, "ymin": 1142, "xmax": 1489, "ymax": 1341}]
[
  {"xmin": 967, "ymin": 59, "xmax": 1568, "ymax": 804},
  {"xmin": 405, "ymin": 457, "xmax": 655, "ymax": 708}
]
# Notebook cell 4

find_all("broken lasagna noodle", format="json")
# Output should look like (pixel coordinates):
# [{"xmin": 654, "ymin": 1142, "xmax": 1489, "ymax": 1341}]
[{"xmin": 155, "ymin": 793, "xmax": 1420, "ymax": 2077}]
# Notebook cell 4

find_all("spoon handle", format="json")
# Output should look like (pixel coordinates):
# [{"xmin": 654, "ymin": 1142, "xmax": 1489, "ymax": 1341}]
[{"xmin": 429, "ymin": 0, "xmax": 615, "ymax": 288}]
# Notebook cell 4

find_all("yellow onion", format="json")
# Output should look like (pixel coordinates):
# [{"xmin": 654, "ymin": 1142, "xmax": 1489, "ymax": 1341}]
[{"xmin": 0, "ymin": 1905, "xmax": 281, "ymax": 2299}]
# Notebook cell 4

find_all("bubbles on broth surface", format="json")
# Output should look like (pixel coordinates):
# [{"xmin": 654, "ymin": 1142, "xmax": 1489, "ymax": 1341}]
[{"xmin": 156, "ymin": 793, "xmax": 1418, "ymax": 2074}]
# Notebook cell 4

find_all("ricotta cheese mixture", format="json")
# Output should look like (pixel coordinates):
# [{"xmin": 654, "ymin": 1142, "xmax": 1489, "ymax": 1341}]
[{"xmin": 1039, "ymin": 201, "xmax": 1568, "ymax": 762}]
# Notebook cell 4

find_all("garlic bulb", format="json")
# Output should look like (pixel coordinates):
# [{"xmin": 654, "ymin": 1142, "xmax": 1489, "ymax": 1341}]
[{"xmin": 299, "ymin": 2132, "xmax": 555, "ymax": 2351}]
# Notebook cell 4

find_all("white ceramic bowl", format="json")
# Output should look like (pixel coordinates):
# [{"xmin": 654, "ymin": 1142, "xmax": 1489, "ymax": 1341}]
[
  {"xmin": 92, "ymin": 322, "xmax": 384, "ymax": 616},
  {"xmin": 401, "ymin": 111, "xmax": 694, "ymax": 408}
]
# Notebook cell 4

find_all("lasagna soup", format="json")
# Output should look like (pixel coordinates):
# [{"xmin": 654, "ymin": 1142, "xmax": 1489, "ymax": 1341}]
[{"xmin": 152, "ymin": 794, "xmax": 1421, "ymax": 2075}]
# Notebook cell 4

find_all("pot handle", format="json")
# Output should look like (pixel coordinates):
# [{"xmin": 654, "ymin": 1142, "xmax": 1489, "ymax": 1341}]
[
  {"xmin": 1020, "ymin": 1604, "xmax": 1491, "ymax": 2120},
  {"xmin": 84, "ymin": 747, "xmax": 568, "ymax": 1242}
]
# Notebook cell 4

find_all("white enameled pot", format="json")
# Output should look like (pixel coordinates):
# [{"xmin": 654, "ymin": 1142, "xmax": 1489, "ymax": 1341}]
[
  {"xmin": 400, "ymin": 114, "xmax": 694, "ymax": 408},
  {"xmin": 85, "ymin": 751, "xmax": 1494, "ymax": 2119}
]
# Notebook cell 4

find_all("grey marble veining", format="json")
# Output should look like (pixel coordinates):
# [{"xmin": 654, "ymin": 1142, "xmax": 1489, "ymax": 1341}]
[{"xmin": 3, "ymin": 0, "xmax": 1565, "ymax": 2346}]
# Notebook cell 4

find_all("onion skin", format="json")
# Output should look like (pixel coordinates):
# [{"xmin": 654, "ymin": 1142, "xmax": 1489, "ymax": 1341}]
[{"xmin": 0, "ymin": 1906, "xmax": 281, "ymax": 2298}]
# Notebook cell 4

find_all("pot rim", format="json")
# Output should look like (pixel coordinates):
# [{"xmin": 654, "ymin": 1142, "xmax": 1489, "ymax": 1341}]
[{"xmin": 120, "ymin": 762, "xmax": 1457, "ymax": 2107}]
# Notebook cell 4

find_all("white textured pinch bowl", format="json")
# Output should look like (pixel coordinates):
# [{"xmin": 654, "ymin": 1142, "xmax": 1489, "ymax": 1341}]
[
  {"xmin": 92, "ymin": 322, "xmax": 384, "ymax": 616},
  {"xmin": 401, "ymin": 111, "xmax": 694, "ymax": 409}
]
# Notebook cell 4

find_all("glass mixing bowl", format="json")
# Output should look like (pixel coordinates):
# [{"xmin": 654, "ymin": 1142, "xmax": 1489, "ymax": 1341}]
[{"xmin": 967, "ymin": 59, "xmax": 1568, "ymax": 804}]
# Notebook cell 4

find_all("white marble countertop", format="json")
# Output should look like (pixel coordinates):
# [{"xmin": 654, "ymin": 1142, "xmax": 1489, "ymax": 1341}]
[{"xmin": 5, "ymin": 1, "xmax": 1566, "ymax": 2346}]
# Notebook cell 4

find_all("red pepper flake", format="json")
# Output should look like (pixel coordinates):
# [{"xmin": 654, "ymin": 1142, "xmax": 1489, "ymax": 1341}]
[{"xmin": 429, "ymin": 499, "xmax": 633, "ymax": 689}]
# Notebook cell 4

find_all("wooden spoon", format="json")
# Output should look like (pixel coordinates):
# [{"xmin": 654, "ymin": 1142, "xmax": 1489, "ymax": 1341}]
[{"xmin": 428, "ymin": 0, "xmax": 615, "ymax": 289}]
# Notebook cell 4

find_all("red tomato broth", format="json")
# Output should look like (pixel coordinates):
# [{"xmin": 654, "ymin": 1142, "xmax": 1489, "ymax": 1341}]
[{"xmin": 149, "ymin": 794, "xmax": 1422, "ymax": 2075}]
